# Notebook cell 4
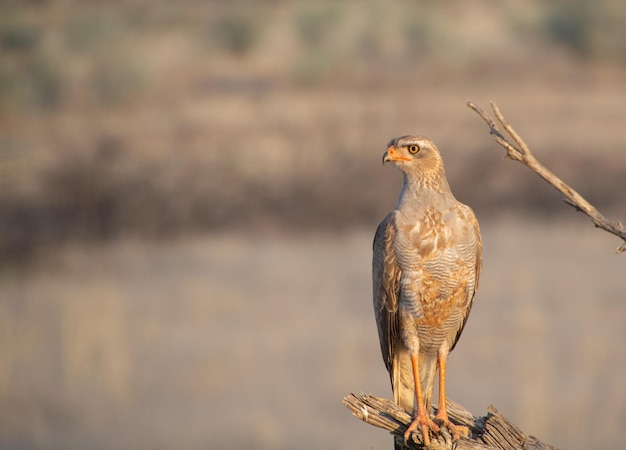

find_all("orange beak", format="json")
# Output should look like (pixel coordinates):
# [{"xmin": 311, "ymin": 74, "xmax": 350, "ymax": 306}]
[{"xmin": 382, "ymin": 145, "xmax": 411, "ymax": 164}]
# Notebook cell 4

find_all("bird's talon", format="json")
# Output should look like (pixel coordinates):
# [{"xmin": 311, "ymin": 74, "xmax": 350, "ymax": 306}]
[
  {"xmin": 433, "ymin": 416, "xmax": 468, "ymax": 441},
  {"xmin": 438, "ymin": 427, "xmax": 453, "ymax": 447},
  {"xmin": 404, "ymin": 415, "xmax": 441, "ymax": 446}
]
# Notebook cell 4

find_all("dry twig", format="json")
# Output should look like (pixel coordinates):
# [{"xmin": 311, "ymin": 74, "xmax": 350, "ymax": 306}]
[{"xmin": 467, "ymin": 100, "xmax": 626, "ymax": 254}]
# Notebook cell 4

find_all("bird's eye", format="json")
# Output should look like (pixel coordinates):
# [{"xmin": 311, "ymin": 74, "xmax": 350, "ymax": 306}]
[{"xmin": 408, "ymin": 144, "xmax": 420, "ymax": 154}]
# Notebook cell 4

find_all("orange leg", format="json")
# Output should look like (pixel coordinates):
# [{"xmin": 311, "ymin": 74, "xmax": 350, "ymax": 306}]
[
  {"xmin": 433, "ymin": 352, "xmax": 469, "ymax": 441},
  {"xmin": 403, "ymin": 354, "xmax": 440, "ymax": 446}
]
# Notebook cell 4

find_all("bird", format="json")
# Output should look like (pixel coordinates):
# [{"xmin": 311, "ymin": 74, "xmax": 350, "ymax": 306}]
[{"xmin": 372, "ymin": 135, "xmax": 482, "ymax": 447}]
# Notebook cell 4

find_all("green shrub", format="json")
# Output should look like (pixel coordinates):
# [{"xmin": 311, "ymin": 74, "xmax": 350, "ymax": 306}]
[
  {"xmin": 23, "ymin": 54, "xmax": 63, "ymax": 110},
  {"xmin": 544, "ymin": 1, "xmax": 592, "ymax": 55},
  {"xmin": 295, "ymin": 5, "xmax": 339, "ymax": 49},
  {"xmin": 213, "ymin": 12, "xmax": 262, "ymax": 56},
  {"xmin": 543, "ymin": 0, "xmax": 626, "ymax": 60},
  {"xmin": 0, "ymin": 20, "xmax": 40, "ymax": 52}
]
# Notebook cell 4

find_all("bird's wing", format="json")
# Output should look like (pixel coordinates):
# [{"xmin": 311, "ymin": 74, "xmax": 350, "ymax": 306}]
[
  {"xmin": 372, "ymin": 212, "xmax": 402, "ymax": 375},
  {"xmin": 449, "ymin": 204, "xmax": 482, "ymax": 352}
]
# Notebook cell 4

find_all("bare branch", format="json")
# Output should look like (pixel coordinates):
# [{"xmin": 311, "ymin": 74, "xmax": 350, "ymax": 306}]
[{"xmin": 467, "ymin": 100, "xmax": 626, "ymax": 254}]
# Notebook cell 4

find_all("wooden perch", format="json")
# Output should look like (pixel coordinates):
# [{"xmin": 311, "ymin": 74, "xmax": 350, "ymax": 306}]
[
  {"xmin": 342, "ymin": 393, "xmax": 558, "ymax": 450},
  {"xmin": 466, "ymin": 100, "xmax": 626, "ymax": 254}
]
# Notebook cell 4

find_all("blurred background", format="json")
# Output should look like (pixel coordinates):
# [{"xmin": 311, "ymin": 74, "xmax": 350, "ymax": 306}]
[{"xmin": 1, "ymin": 0, "xmax": 625, "ymax": 449}]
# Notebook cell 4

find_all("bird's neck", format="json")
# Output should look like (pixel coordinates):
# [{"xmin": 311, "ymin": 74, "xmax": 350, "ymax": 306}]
[
  {"xmin": 397, "ymin": 171, "xmax": 452, "ymax": 210},
  {"xmin": 402, "ymin": 168, "xmax": 451, "ymax": 194}
]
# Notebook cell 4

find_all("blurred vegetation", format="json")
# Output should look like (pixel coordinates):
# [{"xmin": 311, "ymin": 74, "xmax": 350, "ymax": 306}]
[
  {"xmin": 543, "ymin": 0, "xmax": 626, "ymax": 60},
  {"xmin": 0, "ymin": 13, "xmax": 61, "ymax": 111},
  {"xmin": 3, "ymin": 0, "xmax": 626, "ymax": 113},
  {"xmin": 0, "ymin": 3, "xmax": 146, "ymax": 113},
  {"xmin": 2, "ymin": 0, "xmax": 626, "ymax": 264},
  {"xmin": 212, "ymin": 10, "xmax": 264, "ymax": 56}
]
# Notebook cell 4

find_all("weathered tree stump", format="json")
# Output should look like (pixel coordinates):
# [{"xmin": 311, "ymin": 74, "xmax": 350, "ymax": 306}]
[{"xmin": 342, "ymin": 393, "xmax": 558, "ymax": 450}]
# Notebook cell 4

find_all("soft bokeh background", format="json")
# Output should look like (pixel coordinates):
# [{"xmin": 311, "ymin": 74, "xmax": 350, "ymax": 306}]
[{"xmin": 1, "ymin": 1, "xmax": 626, "ymax": 449}]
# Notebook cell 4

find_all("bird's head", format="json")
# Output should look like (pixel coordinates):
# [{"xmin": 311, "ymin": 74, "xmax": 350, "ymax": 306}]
[{"xmin": 383, "ymin": 135, "xmax": 445, "ymax": 183}]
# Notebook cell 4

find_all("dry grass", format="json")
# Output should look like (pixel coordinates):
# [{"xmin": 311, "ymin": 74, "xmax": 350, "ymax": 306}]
[{"xmin": 0, "ymin": 220, "xmax": 625, "ymax": 449}]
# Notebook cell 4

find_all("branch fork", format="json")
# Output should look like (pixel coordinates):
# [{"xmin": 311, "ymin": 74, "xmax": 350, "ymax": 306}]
[{"xmin": 467, "ymin": 100, "xmax": 626, "ymax": 253}]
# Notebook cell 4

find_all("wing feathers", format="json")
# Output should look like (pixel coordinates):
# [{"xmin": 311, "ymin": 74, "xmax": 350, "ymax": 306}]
[
  {"xmin": 372, "ymin": 213, "xmax": 401, "ymax": 375},
  {"xmin": 449, "ymin": 206, "xmax": 482, "ymax": 352}
]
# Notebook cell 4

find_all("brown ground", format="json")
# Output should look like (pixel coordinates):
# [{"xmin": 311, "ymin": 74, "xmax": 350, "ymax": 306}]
[{"xmin": 1, "ymin": 219, "xmax": 625, "ymax": 450}]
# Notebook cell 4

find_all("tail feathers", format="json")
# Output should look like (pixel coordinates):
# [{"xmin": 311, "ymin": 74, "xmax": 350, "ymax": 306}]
[
  {"xmin": 418, "ymin": 352, "xmax": 437, "ymax": 414},
  {"xmin": 392, "ymin": 348, "xmax": 415, "ymax": 415},
  {"xmin": 392, "ymin": 349, "xmax": 438, "ymax": 414},
  {"xmin": 392, "ymin": 349, "xmax": 437, "ymax": 449}
]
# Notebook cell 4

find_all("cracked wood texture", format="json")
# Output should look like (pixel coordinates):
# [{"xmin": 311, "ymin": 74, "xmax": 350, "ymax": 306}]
[{"xmin": 342, "ymin": 393, "xmax": 558, "ymax": 450}]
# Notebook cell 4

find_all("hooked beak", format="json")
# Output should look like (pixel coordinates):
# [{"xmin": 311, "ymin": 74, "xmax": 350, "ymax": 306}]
[{"xmin": 382, "ymin": 145, "xmax": 410, "ymax": 165}]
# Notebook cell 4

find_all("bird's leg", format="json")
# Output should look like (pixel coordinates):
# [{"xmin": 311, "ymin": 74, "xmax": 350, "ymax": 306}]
[
  {"xmin": 404, "ymin": 353, "xmax": 440, "ymax": 446},
  {"xmin": 433, "ymin": 352, "xmax": 469, "ymax": 441}
]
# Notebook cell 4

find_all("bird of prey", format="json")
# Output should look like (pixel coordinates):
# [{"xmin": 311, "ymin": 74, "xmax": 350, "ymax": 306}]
[{"xmin": 373, "ymin": 135, "xmax": 482, "ymax": 447}]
